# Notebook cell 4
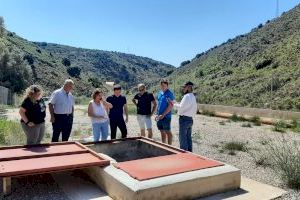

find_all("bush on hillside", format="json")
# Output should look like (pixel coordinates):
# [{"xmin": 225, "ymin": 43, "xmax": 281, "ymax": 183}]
[
  {"xmin": 180, "ymin": 60, "xmax": 191, "ymax": 67},
  {"xmin": 67, "ymin": 66, "xmax": 81, "ymax": 78},
  {"xmin": 62, "ymin": 57, "xmax": 71, "ymax": 67},
  {"xmin": 0, "ymin": 16, "xmax": 4, "ymax": 37},
  {"xmin": 0, "ymin": 42, "xmax": 31, "ymax": 93},
  {"xmin": 23, "ymin": 54, "xmax": 34, "ymax": 65},
  {"xmin": 255, "ymin": 59, "xmax": 272, "ymax": 70}
]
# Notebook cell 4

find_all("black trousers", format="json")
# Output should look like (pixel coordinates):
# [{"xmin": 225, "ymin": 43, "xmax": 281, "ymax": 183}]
[
  {"xmin": 109, "ymin": 118, "xmax": 127, "ymax": 139},
  {"xmin": 52, "ymin": 114, "xmax": 73, "ymax": 142}
]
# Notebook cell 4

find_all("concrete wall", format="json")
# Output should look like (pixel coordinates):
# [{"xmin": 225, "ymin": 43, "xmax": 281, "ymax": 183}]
[
  {"xmin": 0, "ymin": 86, "xmax": 9, "ymax": 105},
  {"xmin": 87, "ymin": 140, "xmax": 175, "ymax": 162},
  {"xmin": 198, "ymin": 104, "xmax": 300, "ymax": 120},
  {"xmin": 0, "ymin": 86, "xmax": 16, "ymax": 105}
]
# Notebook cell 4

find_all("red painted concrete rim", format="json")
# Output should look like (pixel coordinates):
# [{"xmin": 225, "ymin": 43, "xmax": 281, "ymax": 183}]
[
  {"xmin": 0, "ymin": 142, "xmax": 110, "ymax": 177},
  {"xmin": 114, "ymin": 153, "xmax": 224, "ymax": 181}
]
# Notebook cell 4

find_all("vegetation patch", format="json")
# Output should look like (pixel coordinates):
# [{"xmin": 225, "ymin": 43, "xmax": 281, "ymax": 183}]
[
  {"xmin": 219, "ymin": 121, "xmax": 226, "ymax": 125},
  {"xmin": 0, "ymin": 119, "xmax": 26, "ymax": 146},
  {"xmin": 241, "ymin": 122, "xmax": 252, "ymax": 128},
  {"xmin": 250, "ymin": 116, "xmax": 262, "ymax": 126},
  {"xmin": 273, "ymin": 120, "xmax": 288, "ymax": 133},
  {"xmin": 267, "ymin": 136, "xmax": 300, "ymax": 189},
  {"xmin": 202, "ymin": 110, "xmax": 216, "ymax": 117},
  {"xmin": 291, "ymin": 119, "xmax": 300, "ymax": 133},
  {"xmin": 230, "ymin": 113, "xmax": 246, "ymax": 122},
  {"xmin": 218, "ymin": 141, "xmax": 248, "ymax": 155}
]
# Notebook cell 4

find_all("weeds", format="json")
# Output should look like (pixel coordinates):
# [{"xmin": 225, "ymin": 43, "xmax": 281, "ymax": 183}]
[
  {"xmin": 266, "ymin": 135, "xmax": 300, "ymax": 189},
  {"xmin": 273, "ymin": 120, "xmax": 288, "ymax": 133},
  {"xmin": 219, "ymin": 121, "xmax": 226, "ymax": 125},
  {"xmin": 193, "ymin": 130, "xmax": 202, "ymax": 144},
  {"xmin": 249, "ymin": 148, "xmax": 270, "ymax": 167},
  {"xmin": 218, "ymin": 140, "xmax": 248, "ymax": 155},
  {"xmin": 291, "ymin": 119, "xmax": 300, "ymax": 133},
  {"xmin": 241, "ymin": 122, "xmax": 252, "ymax": 128},
  {"xmin": 250, "ymin": 116, "xmax": 262, "ymax": 126},
  {"xmin": 0, "ymin": 119, "xmax": 26, "ymax": 145},
  {"xmin": 223, "ymin": 141, "xmax": 248, "ymax": 152},
  {"xmin": 230, "ymin": 113, "xmax": 246, "ymax": 122},
  {"xmin": 202, "ymin": 110, "xmax": 216, "ymax": 117}
]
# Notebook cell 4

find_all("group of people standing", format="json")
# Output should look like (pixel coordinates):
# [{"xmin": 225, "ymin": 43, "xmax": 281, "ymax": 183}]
[{"xmin": 19, "ymin": 78, "xmax": 197, "ymax": 152}]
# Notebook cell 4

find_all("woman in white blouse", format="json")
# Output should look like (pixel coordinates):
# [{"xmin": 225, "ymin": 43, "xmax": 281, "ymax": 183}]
[{"xmin": 88, "ymin": 89, "xmax": 113, "ymax": 141}]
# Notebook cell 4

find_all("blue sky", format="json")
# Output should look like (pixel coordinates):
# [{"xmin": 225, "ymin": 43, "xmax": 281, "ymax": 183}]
[{"xmin": 0, "ymin": 0, "xmax": 300, "ymax": 66}]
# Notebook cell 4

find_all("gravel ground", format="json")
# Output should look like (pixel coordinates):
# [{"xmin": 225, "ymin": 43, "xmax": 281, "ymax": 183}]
[{"xmin": 2, "ymin": 106, "xmax": 300, "ymax": 200}]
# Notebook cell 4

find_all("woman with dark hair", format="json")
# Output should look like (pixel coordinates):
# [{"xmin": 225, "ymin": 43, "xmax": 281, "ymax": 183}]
[
  {"xmin": 88, "ymin": 89, "xmax": 112, "ymax": 141},
  {"xmin": 19, "ymin": 85, "xmax": 46, "ymax": 145}
]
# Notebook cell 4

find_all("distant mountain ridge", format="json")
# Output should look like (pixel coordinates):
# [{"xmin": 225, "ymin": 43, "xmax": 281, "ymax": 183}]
[
  {"xmin": 0, "ymin": 24, "xmax": 174, "ymax": 96},
  {"xmin": 170, "ymin": 4, "xmax": 300, "ymax": 111}
]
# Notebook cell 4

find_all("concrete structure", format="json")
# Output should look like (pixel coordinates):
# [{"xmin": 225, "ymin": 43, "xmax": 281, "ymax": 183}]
[
  {"xmin": 0, "ymin": 137, "xmax": 288, "ymax": 199},
  {"xmin": 83, "ymin": 138, "xmax": 241, "ymax": 200},
  {"xmin": 54, "ymin": 172, "xmax": 287, "ymax": 200},
  {"xmin": 0, "ymin": 86, "xmax": 16, "ymax": 105},
  {"xmin": 199, "ymin": 104, "xmax": 300, "ymax": 121},
  {"xmin": 0, "ymin": 142, "xmax": 110, "ymax": 195}
]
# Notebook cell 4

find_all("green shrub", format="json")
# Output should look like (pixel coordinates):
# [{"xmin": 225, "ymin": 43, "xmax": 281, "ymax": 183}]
[
  {"xmin": 67, "ymin": 66, "xmax": 81, "ymax": 78},
  {"xmin": 241, "ymin": 122, "xmax": 252, "ymax": 128},
  {"xmin": 266, "ymin": 135, "xmax": 300, "ymax": 189},
  {"xmin": 75, "ymin": 96, "xmax": 90, "ymax": 105},
  {"xmin": 0, "ymin": 41, "xmax": 31, "ymax": 93},
  {"xmin": 202, "ymin": 110, "xmax": 215, "ymax": 117},
  {"xmin": 62, "ymin": 58, "xmax": 71, "ymax": 66},
  {"xmin": 0, "ymin": 119, "xmax": 26, "ymax": 145},
  {"xmin": 219, "ymin": 121, "xmax": 226, "ymax": 125},
  {"xmin": 127, "ymin": 103, "xmax": 137, "ymax": 115},
  {"xmin": 222, "ymin": 141, "xmax": 248, "ymax": 152},
  {"xmin": 291, "ymin": 119, "xmax": 300, "ymax": 133},
  {"xmin": 249, "ymin": 149, "xmax": 270, "ymax": 167},
  {"xmin": 250, "ymin": 116, "xmax": 262, "ymax": 126},
  {"xmin": 230, "ymin": 113, "xmax": 246, "ymax": 122},
  {"xmin": 273, "ymin": 120, "xmax": 288, "ymax": 133}
]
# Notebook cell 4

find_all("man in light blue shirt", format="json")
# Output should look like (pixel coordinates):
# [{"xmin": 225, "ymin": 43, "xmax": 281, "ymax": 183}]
[
  {"xmin": 49, "ymin": 79, "xmax": 75, "ymax": 142},
  {"xmin": 156, "ymin": 79, "xmax": 175, "ymax": 145}
]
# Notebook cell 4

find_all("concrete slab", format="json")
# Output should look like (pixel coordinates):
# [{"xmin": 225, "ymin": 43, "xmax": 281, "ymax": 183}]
[
  {"xmin": 84, "ymin": 138, "xmax": 241, "ymax": 200},
  {"xmin": 200, "ymin": 177, "xmax": 287, "ymax": 200},
  {"xmin": 54, "ymin": 170, "xmax": 286, "ymax": 200},
  {"xmin": 52, "ymin": 170, "xmax": 112, "ymax": 200},
  {"xmin": 84, "ymin": 163, "xmax": 241, "ymax": 200}
]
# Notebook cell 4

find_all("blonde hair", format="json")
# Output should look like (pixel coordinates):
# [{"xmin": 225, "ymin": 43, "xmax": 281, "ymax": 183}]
[
  {"xmin": 138, "ymin": 83, "xmax": 145, "ymax": 90},
  {"xmin": 24, "ymin": 85, "xmax": 43, "ymax": 102}
]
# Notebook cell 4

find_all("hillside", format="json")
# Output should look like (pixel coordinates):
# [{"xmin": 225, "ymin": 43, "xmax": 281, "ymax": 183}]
[
  {"xmin": 170, "ymin": 4, "xmax": 300, "ymax": 111},
  {"xmin": 0, "ymin": 22, "xmax": 174, "ymax": 96}
]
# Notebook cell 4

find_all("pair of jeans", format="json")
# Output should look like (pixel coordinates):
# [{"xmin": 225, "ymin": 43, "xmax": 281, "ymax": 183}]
[
  {"xmin": 179, "ymin": 116, "xmax": 193, "ymax": 152},
  {"xmin": 109, "ymin": 118, "xmax": 127, "ymax": 139},
  {"xmin": 52, "ymin": 114, "xmax": 73, "ymax": 142},
  {"xmin": 92, "ymin": 121, "xmax": 109, "ymax": 141}
]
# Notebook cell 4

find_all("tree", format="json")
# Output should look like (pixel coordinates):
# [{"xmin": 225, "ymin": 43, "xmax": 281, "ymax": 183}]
[
  {"xmin": 0, "ymin": 41, "xmax": 31, "ymax": 93},
  {"xmin": 0, "ymin": 16, "xmax": 5, "ymax": 37},
  {"xmin": 180, "ymin": 60, "xmax": 191, "ymax": 67},
  {"xmin": 62, "ymin": 58, "xmax": 71, "ymax": 67},
  {"xmin": 88, "ymin": 77, "xmax": 103, "ymax": 88},
  {"xmin": 23, "ymin": 54, "xmax": 34, "ymax": 65},
  {"xmin": 67, "ymin": 66, "xmax": 81, "ymax": 78}
]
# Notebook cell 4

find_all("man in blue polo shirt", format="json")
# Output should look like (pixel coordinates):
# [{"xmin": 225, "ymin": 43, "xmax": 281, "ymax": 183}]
[{"xmin": 156, "ymin": 79, "xmax": 175, "ymax": 145}]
